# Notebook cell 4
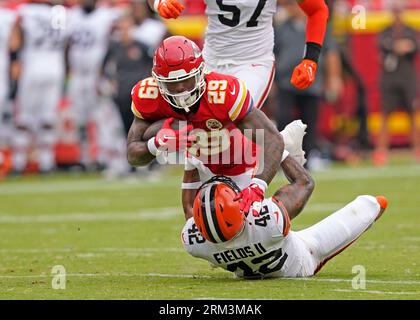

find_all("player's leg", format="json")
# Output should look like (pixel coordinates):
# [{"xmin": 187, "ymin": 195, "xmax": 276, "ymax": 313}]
[
  {"xmin": 374, "ymin": 79, "xmax": 398, "ymax": 165},
  {"xmin": 0, "ymin": 86, "xmax": 8, "ymax": 144},
  {"xmin": 12, "ymin": 74, "xmax": 38, "ymax": 173},
  {"xmin": 229, "ymin": 62, "xmax": 275, "ymax": 110},
  {"xmin": 275, "ymin": 89, "xmax": 296, "ymax": 133},
  {"xmin": 402, "ymin": 80, "xmax": 420, "ymax": 161},
  {"xmin": 36, "ymin": 78, "xmax": 61, "ymax": 173},
  {"xmin": 95, "ymin": 98, "xmax": 129, "ymax": 178},
  {"xmin": 68, "ymin": 75, "xmax": 91, "ymax": 168},
  {"xmin": 293, "ymin": 195, "xmax": 387, "ymax": 276}
]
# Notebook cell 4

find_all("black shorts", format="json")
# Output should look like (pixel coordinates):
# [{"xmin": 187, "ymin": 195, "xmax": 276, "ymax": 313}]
[{"xmin": 380, "ymin": 77, "xmax": 418, "ymax": 113}]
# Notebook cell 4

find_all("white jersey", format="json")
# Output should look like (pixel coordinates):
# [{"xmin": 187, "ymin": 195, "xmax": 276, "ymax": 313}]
[
  {"xmin": 203, "ymin": 0, "xmax": 276, "ymax": 66},
  {"xmin": 67, "ymin": 6, "xmax": 120, "ymax": 76},
  {"xmin": 182, "ymin": 195, "xmax": 383, "ymax": 279},
  {"xmin": 18, "ymin": 3, "xmax": 68, "ymax": 79},
  {"xmin": 182, "ymin": 197, "xmax": 296, "ymax": 279},
  {"xmin": 0, "ymin": 8, "xmax": 16, "ymax": 102}
]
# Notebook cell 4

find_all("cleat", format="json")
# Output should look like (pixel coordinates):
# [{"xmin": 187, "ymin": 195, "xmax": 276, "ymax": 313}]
[
  {"xmin": 375, "ymin": 196, "xmax": 388, "ymax": 221},
  {"xmin": 376, "ymin": 196, "xmax": 388, "ymax": 209}
]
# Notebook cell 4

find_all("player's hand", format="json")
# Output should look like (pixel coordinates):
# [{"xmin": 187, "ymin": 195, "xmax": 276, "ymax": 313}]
[
  {"xmin": 234, "ymin": 178, "xmax": 267, "ymax": 217},
  {"xmin": 290, "ymin": 59, "xmax": 318, "ymax": 90},
  {"xmin": 155, "ymin": 0, "xmax": 185, "ymax": 19},
  {"xmin": 280, "ymin": 120, "xmax": 307, "ymax": 166},
  {"xmin": 154, "ymin": 118, "xmax": 194, "ymax": 153}
]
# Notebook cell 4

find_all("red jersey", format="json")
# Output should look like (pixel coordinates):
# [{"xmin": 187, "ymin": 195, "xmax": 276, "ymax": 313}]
[{"xmin": 131, "ymin": 72, "xmax": 257, "ymax": 176}]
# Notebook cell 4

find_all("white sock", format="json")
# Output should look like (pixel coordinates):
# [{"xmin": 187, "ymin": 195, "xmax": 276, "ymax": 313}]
[
  {"xmin": 12, "ymin": 129, "xmax": 31, "ymax": 172},
  {"xmin": 37, "ymin": 127, "xmax": 56, "ymax": 172}
]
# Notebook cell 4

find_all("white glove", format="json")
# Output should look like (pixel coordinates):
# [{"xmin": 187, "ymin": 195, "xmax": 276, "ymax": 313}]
[{"xmin": 280, "ymin": 120, "xmax": 307, "ymax": 166}]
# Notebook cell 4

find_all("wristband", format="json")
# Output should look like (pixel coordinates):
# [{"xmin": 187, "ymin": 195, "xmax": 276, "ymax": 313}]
[
  {"xmin": 304, "ymin": 42, "xmax": 322, "ymax": 63},
  {"xmin": 147, "ymin": 137, "xmax": 158, "ymax": 156},
  {"xmin": 181, "ymin": 182, "xmax": 202, "ymax": 190},
  {"xmin": 250, "ymin": 177, "xmax": 267, "ymax": 192},
  {"xmin": 281, "ymin": 150, "xmax": 290, "ymax": 163}
]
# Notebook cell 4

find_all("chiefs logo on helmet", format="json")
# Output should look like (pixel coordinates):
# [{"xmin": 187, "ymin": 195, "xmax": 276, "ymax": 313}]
[
  {"xmin": 152, "ymin": 36, "xmax": 206, "ymax": 112},
  {"xmin": 193, "ymin": 176, "xmax": 245, "ymax": 243}
]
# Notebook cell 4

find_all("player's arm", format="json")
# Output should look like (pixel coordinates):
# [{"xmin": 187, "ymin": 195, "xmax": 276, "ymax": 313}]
[
  {"xmin": 127, "ymin": 117, "xmax": 157, "ymax": 166},
  {"xmin": 234, "ymin": 108, "xmax": 285, "ymax": 217},
  {"xmin": 181, "ymin": 167, "xmax": 201, "ymax": 221},
  {"xmin": 291, "ymin": 0, "xmax": 329, "ymax": 90},
  {"xmin": 236, "ymin": 107, "xmax": 284, "ymax": 186},
  {"xmin": 147, "ymin": 0, "xmax": 185, "ymax": 19},
  {"xmin": 272, "ymin": 155, "xmax": 315, "ymax": 220}
]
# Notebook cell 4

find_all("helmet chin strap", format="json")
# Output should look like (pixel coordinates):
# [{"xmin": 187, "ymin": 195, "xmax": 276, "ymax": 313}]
[{"xmin": 176, "ymin": 90, "xmax": 199, "ymax": 112}]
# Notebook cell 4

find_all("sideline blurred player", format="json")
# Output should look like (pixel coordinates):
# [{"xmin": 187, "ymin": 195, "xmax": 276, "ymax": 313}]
[
  {"xmin": 181, "ymin": 156, "xmax": 388, "ymax": 279},
  {"xmin": 0, "ymin": 4, "xmax": 17, "ymax": 144},
  {"xmin": 0, "ymin": 3, "xmax": 17, "ymax": 177},
  {"xmin": 148, "ymin": 0, "xmax": 329, "ymax": 108},
  {"xmin": 128, "ymin": 35, "xmax": 287, "ymax": 216},
  {"xmin": 67, "ymin": 0, "xmax": 123, "ymax": 171},
  {"xmin": 11, "ymin": 0, "xmax": 69, "ymax": 174},
  {"xmin": 375, "ymin": 5, "xmax": 419, "ymax": 165}
]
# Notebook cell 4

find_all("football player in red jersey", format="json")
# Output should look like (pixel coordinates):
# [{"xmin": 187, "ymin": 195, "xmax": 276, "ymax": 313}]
[{"xmin": 128, "ymin": 35, "xmax": 288, "ymax": 217}]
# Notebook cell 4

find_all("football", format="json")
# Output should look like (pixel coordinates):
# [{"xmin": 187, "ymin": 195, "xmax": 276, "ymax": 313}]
[{"xmin": 142, "ymin": 118, "xmax": 183, "ymax": 141}]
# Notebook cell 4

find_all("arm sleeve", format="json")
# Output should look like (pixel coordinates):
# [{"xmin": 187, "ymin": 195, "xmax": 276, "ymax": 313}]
[{"xmin": 298, "ymin": 0, "xmax": 329, "ymax": 46}]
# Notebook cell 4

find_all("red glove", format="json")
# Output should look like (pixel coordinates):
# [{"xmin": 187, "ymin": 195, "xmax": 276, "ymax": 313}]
[
  {"xmin": 234, "ymin": 178, "xmax": 267, "ymax": 217},
  {"xmin": 290, "ymin": 59, "xmax": 318, "ymax": 90},
  {"xmin": 148, "ymin": 118, "xmax": 193, "ymax": 155},
  {"xmin": 154, "ymin": 0, "xmax": 185, "ymax": 19}
]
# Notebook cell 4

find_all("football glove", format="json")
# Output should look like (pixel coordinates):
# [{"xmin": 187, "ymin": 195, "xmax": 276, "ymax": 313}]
[
  {"xmin": 148, "ymin": 118, "xmax": 193, "ymax": 155},
  {"xmin": 233, "ymin": 178, "xmax": 267, "ymax": 217},
  {"xmin": 154, "ymin": 0, "xmax": 185, "ymax": 19},
  {"xmin": 280, "ymin": 120, "xmax": 307, "ymax": 166},
  {"xmin": 290, "ymin": 59, "xmax": 318, "ymax": 90}
]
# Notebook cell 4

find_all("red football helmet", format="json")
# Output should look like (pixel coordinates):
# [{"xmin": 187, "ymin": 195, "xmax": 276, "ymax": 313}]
[
  {"xmin": 152, "ymin": 36, "xmax": 206, "ymax": 112},
  {"xmin": 193, "ymin": 176, "xmax": 245, "ymax": 243}
]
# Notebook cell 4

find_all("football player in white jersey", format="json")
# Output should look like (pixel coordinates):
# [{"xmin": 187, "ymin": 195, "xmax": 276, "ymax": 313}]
[
  {"xmin": 66, "ymin": 0, "xmax": 122, "ymax": 170},
  {"xmin": 11, "ymin": 0, "xmax": 68, "ymax": 173},
  {"xmin": 181, "ymin": 148, "xmax": 388, "ymax": 279},
  {"xmin": 148, "ymin": 0, "xmax": 329, "ymax": 109},
  {"xmin": 0, "ymin": 5, "xmax": 17, "ymax": 146}
]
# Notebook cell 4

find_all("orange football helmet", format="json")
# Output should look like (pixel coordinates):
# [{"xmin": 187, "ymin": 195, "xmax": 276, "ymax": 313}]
[{"xmin": 193, "ymin": 176, "xmax": 245, "ymax": 243}]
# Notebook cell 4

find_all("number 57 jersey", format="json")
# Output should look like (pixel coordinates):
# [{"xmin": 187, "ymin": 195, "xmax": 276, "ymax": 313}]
[
  {"xmin": 181, "ymin": 197, "xmax": 307, "ymax": 279},
  {"xmin": 203, "ymin": 0, "xmax": 277, "ymax": 65}
]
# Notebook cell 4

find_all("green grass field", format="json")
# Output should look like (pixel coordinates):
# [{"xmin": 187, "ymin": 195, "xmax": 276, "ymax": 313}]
[{"xmin": 0, "ymin": 158, "xmax": 419, "ymax": 300}]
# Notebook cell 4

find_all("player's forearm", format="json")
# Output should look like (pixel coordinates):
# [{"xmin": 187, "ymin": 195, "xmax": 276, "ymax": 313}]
[
  {"xmin": 254, "ymin": 129, "xmax": 284, "ymax": 185},
  {"xmin": 182, "ymin": 169, "xmax": 201, "ymax": 220},
  {"xmin": 236, "ymin": 108, "xmax": 284, "ymax": 185},
  {"xmin": 182, "ymin": 190, "xmax": 195, "ymax": 220},
  {"xmin": 298, "ymin": 0, "xmax": 329, "ymax": 63},
  {"xmin": 127, "ymin": 141, "xmax": 155, "ymax": 166},
  {"xmin": 127, "ymin": 118, "xmax": 156, "ymax": 166},
  {"xmin": 273, "ymin": 156, "xmax": 315, "ymax": 220}
]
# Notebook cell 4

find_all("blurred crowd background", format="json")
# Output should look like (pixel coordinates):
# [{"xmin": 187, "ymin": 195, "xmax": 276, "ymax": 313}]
[{"xmin": 0, "ymin": 0, "xmax": 419, "ymax": 179}]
